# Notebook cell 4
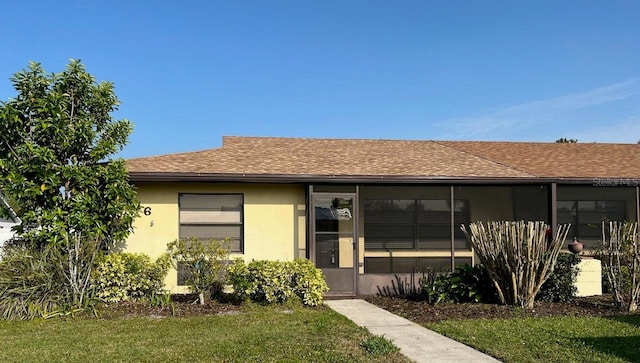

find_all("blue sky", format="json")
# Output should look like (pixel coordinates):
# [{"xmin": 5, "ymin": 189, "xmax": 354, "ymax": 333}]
[{"xmin": 1, "ymin": 1, "xmax": 639, "ymax": 158}]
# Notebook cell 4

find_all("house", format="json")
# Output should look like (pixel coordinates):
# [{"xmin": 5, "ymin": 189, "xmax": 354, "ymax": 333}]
[
  {"xmin": 0, "ymin": 194, "xmax": 20, "ymax": 249},
  {"xmin": 125, "ymin": 136, "xmax": 640, "ymax": 295}
]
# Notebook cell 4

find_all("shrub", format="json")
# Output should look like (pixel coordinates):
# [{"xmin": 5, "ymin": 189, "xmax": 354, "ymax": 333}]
[
  {"xmin": 92, "ymin": 253, "xmax": 170, "ymax": 303},
  {"xmin": 412, "ymin": 270, "xmax": 449, "ymax": 305},
  {"xmin": 227, "ymin": 259, "xmax": 328, "ymax": 306},
  {"xmin": 0, "ymin": 245, "xmax": 68, "ymax": 320},
  {"xmin": 289, "ymin": 259, "xmax": 329, "ymax": 306},
  {"xmin": 461, "ymin": 221, "xmax": 571, "ymax": 309},
  {"xmin": 360, "ymin": 335, "xmax": 400, "ymax": 355},
  {"xmin": 537, "ymin": 253, "xmax": 581, "ymax": 302},
  {"xmin": 166, "ymin": 237, "xmax": 231, "ymax": 305},
  {"xmin": 595, "ymin": 221, "xmax": 640, "ymax": 311},
  {"xmin": 378, "ymin": 265, "xmax": 498, "ymax": 305},
  {"xmin": 442, "ymin": 264, "xmax": 499, "ymax": 304},
  {"xmin": 376, "ymin": 274, "xmax": 422, "ymax": 298}
]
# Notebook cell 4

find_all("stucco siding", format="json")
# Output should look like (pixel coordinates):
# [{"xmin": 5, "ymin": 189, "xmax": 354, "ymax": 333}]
[{"xmin": 126, "ymin": 182, "xmax": 306, "ymax": 292}]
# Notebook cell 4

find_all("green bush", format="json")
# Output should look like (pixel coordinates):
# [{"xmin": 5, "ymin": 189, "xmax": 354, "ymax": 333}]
[
  {"xmin": 443, "ymin": 264, "xmax": 498, "ymax": 303},
  {"xmin": 166, "ymin": 237, "xmax": 230, "ymax": 305},
  {"xmin": 0, "ymin": 245, "xmax": 68, "ymax": 320},
  {"xmin": 415, "ymin": 270, "xmax": 450, "ymax": 304},
  {"xmin": 401, "ymin": 264, "xmax": 498, "ymax": 305},
  {"xmin": 92, "ymin": 253, "xmax": 170, "ymax": 303},
  {"xmin": 227, "ymin": 259, "xmax": 328, "ymax": 306},
  {"xmin": 537, "ymin": 253, "xmax": 580, "ymax": 302},
  {"xmin": 289, "ymin": 259, "xmax": 329, "ymax": 306},
  {"xmin": 360, "ymin": 335, "xmax": 400, "ymax": 355}
]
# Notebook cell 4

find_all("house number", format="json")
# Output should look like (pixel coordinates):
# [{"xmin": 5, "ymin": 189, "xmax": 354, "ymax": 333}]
[{"xmin": 143, "ymin": 207, "xmax": 152, "ymax": 216}]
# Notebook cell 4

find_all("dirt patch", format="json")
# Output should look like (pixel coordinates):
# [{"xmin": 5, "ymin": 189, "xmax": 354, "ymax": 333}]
[{"xmin": 365, "ymin": 294, "xmax": 625, "ymax": 324}]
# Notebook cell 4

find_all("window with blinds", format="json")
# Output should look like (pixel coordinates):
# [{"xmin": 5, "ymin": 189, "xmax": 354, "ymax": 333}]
[
  {"xmin": 363, "ymin": 199, "xmax": 469, "ymax": 251},
  {"xmin": 179, "ymin": 194, "xmax": 243, "ymax": 252}
]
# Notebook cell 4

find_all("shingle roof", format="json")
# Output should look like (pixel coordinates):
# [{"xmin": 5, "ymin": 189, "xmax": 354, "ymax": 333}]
[
  {"xmin": 126, "ymin": 136, "xmax": 640, "ymax": 181},
  {"xmin": 440, "ymin": 141, "xmax": 640, "ymax": 178}
]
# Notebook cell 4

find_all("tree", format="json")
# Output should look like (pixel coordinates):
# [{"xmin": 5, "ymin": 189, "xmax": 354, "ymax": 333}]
[
  {"xmin": 555, "ymin": 138, "xmax": 578, "ymax": 143},
  {"xmin": 461, "ymin": 221, "xmax": 571, "ymax": 309},
  {"xmin": 597, "ymin": 221, "xmax": 640, "ymax": 312},
  {"xmin": 0, "ymin": 60, "xmax": 139, "ymax": 307},
  {"xmin": 167, "ymin": 238, "xmax": 231, "ymax": 305}
]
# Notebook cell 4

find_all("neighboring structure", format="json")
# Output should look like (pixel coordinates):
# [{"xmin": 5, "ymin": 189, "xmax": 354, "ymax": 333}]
[
  {"xmin": 0, "ymin": 194, "xmax": 20, "ymax": 249},
  {"xmin": 126, "ymin": 136, "xmax": 640, "ymax": 295}
]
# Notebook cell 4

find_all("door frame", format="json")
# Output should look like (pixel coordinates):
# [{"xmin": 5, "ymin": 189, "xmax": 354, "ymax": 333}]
[{"xmin": 309, "ymin": 190, "xmax": 359, "ymax": 295}]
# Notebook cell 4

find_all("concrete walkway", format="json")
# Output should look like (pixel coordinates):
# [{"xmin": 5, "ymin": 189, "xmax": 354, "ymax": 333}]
[{"xmin": 325, "ymin": 299, "xmax": 500, "ymax": 363}]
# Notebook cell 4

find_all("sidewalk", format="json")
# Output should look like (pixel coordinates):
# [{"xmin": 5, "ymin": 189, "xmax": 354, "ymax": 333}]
[{"xmin": 325, "ymin": 299, "xmax": 501, "ymax": 363}]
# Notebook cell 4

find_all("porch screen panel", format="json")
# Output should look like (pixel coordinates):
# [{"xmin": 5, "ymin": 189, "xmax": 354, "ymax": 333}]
[
  {"xmin": 363, "ymin": 200, "xmax": 415, "ymax": 249},
  {"xmin": 557, "ymin": 186, "xmax": 636, "ymax": 248},
  {"xmin": 363, "ymin": 198, "xmax": 467, "ymax": 251}
]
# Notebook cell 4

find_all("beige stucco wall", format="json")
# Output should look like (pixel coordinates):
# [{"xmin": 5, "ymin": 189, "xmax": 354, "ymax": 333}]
[{"xmin": 126, "ymin": 182, "xmax": 306, "ymax": 292}]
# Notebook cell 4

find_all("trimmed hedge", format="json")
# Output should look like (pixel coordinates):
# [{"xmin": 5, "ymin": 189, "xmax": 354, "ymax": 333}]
[
  {"xmin": 92, "ymin": 253, "xmax": 170, "ymax": 303},
  {"xmin": 227, "ymin": 259, "xmax": 328, "ymax": 306}
]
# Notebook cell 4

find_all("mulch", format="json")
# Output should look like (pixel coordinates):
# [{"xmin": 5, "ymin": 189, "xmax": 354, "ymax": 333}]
[
  {"xmin": 97, "ymin": 294, "xmax": 243, "ymax": 319},
  {"xmin": 364, "ymin": 294, "xmax": 627, "ymax": 324},
  {"xmin": 95, "ymin": 293, "xmax": 629, "ymax": 323}
]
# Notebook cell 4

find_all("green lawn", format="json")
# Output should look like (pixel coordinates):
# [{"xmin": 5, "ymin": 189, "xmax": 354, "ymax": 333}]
[
  {"xmin": 0, "ymin": 305, "xmax": 408, "ymax": 363},
  {"xmin": 426, "ymin": 315, "xmax": 640, "ymax": 363}
]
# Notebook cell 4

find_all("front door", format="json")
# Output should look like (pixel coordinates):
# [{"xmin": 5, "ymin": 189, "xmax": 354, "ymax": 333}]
[{"xmin": 311, "ymin": 194, "xmax": 357, "ymax": 294}]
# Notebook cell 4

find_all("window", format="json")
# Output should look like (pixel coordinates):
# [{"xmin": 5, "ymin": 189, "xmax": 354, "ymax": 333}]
[
  {"xmin": 558, "ymin": 200, "xmax": 626, "ymax": 242},
  {"xmin": 363, "ymin": 199, "xmax": 469, "ymax": 251},
  {"xmin": 179, "ymin": 194, "xmax": 243, "ymax": 252}
]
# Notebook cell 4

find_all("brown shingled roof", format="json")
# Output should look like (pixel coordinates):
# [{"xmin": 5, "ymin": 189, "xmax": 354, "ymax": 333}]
[
  {"xmin": 440, "ymin": 141, "xmax": 640, "ymax": 179},
  {"xmin": 126, "ymin": 136, "xmax": 640, "ymax": 182}
]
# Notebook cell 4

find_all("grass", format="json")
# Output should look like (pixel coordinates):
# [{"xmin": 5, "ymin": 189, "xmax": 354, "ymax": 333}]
[
  {"xmin": 426, "ymin": 314, "xmax": 640, "ymax": 363},
  {"xmin": 0, "ymin": 304, "xmax": 408, "ymax": 363}
]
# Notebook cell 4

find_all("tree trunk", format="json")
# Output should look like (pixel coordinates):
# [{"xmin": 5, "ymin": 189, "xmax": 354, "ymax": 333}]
[{"xmin": 199, "ymin": 291, "xmax": 205, "ymax": 305}]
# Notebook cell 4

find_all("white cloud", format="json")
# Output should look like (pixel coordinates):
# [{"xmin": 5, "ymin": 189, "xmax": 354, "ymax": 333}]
[{"xmin": 435, "ymin": 78, "xmax": 640, "ymax": 141}]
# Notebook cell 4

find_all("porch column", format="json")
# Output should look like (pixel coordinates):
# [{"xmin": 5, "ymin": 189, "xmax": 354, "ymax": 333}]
[
  {"xmin": 450, "ymin": 185, "xmax": 455, "ymax": 271},
  {"xmin": 550, "ymin": 182, "xmax": 557, "ymax": 234},
  {"xmin": 636, "ymin": 185, "xmax": 639, "ymax": 226}
]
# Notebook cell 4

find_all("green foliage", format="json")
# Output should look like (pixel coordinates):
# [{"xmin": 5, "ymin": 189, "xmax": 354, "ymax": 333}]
[
  {"xmin": 537, "ymin": 253, "xmax": 581, "ymax": 302},
  {"xmin": 92, "ymin": 253, "xmax": 170, "ymax": 303},
  {"xmin": 360, "ymin": 335, "xmax": 400, "ymax": 356},
  {"xmin": 227, "ymin": 259, "xmax": 329, "ymax": 306},
  {"xmin": 288, "ymin": 259, "xmax": 329, "ymax": 306},
  {"xmin": 379, "ymin": 265, "xmax": 498, "ymax": 305},
  {"xmin": 0, "ymin": 60, "xmax": 138, "ymax": 250},
  {"xmin": 442, "ymin": 264, "xmax": 495, "ymax": 303},
  {"xmin": 416, "ymin": 270, "xmax": 451, "ymax": 305},
  {"xmin": 166, "ymin": 237, "xmax": 231, "ymax": 304},
  {"xmin": 0, "ymin": 60, "xmax": 139, "ymax": 309},
  {"xmin": 0, "ymin": 245, "xmax": 67, "ymax": 320},
  {"xmin": 146, "ymin": 291, "xmax": 173, "ymax": 308},
  {"xmin": 555, "ymin": 138, "xmax": 578, "ymax": 143}
]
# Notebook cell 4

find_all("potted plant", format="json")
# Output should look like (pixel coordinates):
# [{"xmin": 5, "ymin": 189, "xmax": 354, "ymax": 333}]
[{"xmin": 568, "ymin": 237, "xmax": 583, "ymax": 254}]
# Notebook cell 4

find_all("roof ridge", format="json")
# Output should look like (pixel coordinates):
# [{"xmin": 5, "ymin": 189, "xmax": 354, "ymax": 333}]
[
  {"xmin": 433, "ymin": 141, "xmax": 538, "ymax": 177},
  {"xmin": 126, "ymin": 145, "xmax": 226, "ymax": 161}
]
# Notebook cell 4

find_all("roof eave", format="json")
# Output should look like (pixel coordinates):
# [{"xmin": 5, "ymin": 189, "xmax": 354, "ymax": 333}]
[{"xmin": 128, "ymin": 172, "xmax": 608, "ymax": 185}]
